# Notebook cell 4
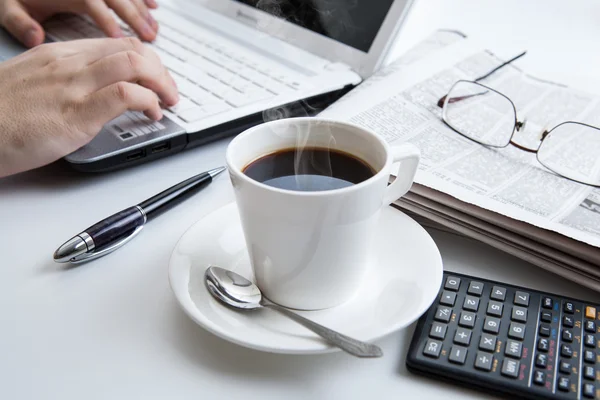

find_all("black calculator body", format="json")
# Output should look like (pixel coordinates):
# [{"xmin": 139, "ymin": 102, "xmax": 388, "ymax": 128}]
[{"xmin": 407, "ymin": 271, "xmax": 600, "ymax": 399}]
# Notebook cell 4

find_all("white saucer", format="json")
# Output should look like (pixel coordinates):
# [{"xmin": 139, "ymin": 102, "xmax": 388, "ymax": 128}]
[{"xmin": 168, "ymin": 202, "xmax": 443, "ymax": 355}]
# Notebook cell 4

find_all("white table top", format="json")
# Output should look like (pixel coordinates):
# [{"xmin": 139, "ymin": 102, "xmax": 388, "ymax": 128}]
[{"xmin": 2, "ymin": 1, "xmax": 600, "ymax": 399}]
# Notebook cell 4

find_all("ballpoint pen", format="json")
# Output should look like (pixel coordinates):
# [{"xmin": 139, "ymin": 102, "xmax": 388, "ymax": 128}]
[{"xmin": 53, "ymin": 167, "xmax": 226, "ymax": 264}]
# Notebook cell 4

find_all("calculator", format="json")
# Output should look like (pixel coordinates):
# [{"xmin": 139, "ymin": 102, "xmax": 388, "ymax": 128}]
[{"xmin": 406, "ymin": 271, "xmax": 600, "ymax": 399}]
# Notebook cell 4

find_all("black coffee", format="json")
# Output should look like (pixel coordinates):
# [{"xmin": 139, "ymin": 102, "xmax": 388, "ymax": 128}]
[{"xmin": 243, "ymin": 147, "xmax": 376, "ymax": 191}]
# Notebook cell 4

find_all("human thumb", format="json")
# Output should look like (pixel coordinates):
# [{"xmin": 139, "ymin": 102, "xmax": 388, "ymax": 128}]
[{"xmin": 0, "ymin": 0, "xmax": 44, "ymax": 48}]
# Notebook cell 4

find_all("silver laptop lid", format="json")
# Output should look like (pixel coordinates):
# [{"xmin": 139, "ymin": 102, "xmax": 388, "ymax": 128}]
[{"xmin": 195, "ymin": 0, "xmax": 414, "ymax": 78}]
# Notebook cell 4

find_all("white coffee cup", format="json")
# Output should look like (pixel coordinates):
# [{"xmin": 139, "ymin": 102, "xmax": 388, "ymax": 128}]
[{"xmin": 226, "ymin": 117, "xmax": 420, "ymax": 310}]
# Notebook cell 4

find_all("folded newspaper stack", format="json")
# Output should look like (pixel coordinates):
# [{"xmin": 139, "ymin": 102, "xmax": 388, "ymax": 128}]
[{"xmin": 320, "ymin": 30, "xmax": 600, "ymax": 291}]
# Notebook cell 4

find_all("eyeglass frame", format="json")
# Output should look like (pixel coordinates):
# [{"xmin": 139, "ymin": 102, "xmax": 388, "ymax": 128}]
[{"xmin": 435, "ymin": 52, "xmax": 600, "ymax": 188}]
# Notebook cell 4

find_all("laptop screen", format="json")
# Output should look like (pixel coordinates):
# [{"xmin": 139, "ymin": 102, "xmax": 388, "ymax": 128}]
[{"xmin": 232, "ymin": 0, "xmax": 395, "ymax": 53}]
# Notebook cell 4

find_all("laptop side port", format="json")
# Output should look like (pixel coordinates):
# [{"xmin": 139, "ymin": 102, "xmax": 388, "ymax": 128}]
[
  {"xmin": 150, "ymin": 141, "xmax": 171, "ymax": 154},
  {"xmin": 126, "ymin": 149, "xmax": 145, "ymax": 161}
]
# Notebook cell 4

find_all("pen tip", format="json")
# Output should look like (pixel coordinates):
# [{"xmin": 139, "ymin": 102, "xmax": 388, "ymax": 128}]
[{"xmin": 208, "ymin": 167, "xmax": 226, "ymax": 178}]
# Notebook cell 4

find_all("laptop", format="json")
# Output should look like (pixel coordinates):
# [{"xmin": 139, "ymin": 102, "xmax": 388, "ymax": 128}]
[{"xmin": 27, "ymin": 0, "xmax": 414, "ymax": 172}]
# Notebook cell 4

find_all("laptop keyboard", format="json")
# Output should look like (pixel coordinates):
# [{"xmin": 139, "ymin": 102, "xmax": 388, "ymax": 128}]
[{"xmin": 44, "ymin": 11, "xmax": 305, "ymax": 124}]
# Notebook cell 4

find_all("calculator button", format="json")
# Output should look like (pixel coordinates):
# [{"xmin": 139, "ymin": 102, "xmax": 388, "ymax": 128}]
[
  {"xmin": 542, "ymin": 297, "xmax": 553, "ymax": 309},
  {"xmin": 562, "ymin": 329, "xmax": 573, "ymax": 342},
  {"xmin": 453, "ymin": 328, "xmax": 472, "ymax": 346},
  {"xmin": 561, "ymin": 344, "xmax": 573, "ymax": 358},
  {"xmin": 483, "ymin": 317, "xmax": 501, "ymax": 334},
  {"xmin": 505, "ymin": 340, "xmax": 522, "ymax": 358},
  {"xmin": 563, "ymin": 315, "xmax": 574, "ymax": 328},
  {"xmin": 463, "ymin": 296, "xmax": 480, "ymax": 312},
  {"xmin": 541, "ymin": 312, "xmax": 553, "ymax": 323},
  {"xmin": 479, "ymin": 334, "xmax": 497, "ymax": 352},
  {"xmin": 586, "ymin": 320, "xmax": 597, "ymax": 333},
  {"xmin": 501, "ymin": 359, "xmax": 520, "ymax": 378},
  {"xmin": 539, "ymin": 324, "xmax": 551, "ymax": 337},
  {"xmin": 508, "ymin": 323, "xmax": 526, "ymax": 340},
  {"xmin": 537, "ymin": 338, "xmax": 549, "ymax": 352},
  {"xmin": 586, "ymin": 306, "xmax": 597, "ymax": 319},
  {"xmin": 459, "ymin": 311, "xmax": 476, "ymax": 328},
  {"xmin": 490, "ymin": 286, "xmax": 506, "ymax": 301},
  {"xmin": 584, "ymin": 366, "xmax": 595, "ymax": 380},
  {"xmin": 487, "ymin": 301, "xmax": 503, "ymax": 317},
  {"xmin": 474, "ymin": 352, "xmax": 493, "ymax": 371},
  {"xmin": 511, "ymin": 306, "xmax": 527, "ymax": 323},
  {"xmin": 585, "ymin": 335, "xmax": 596, "ymax": 348},
  {"xmin": 535, "ymin": 354, "xmax": 548, "ymax": 368},
  {"xmin": 423, "ymin": 339, "xmax": 442, "ymax": 358},
  {"xmin": 429, "ymin": 322, "xmax": 447, "ymax": 340},
  {"xmin": 514, "ymin": 291, "xmax": 529, "ymax": 306},
  {"xmin": 560, "ymin": 361, "xmax": 571, "ymax": 374},
  {"xmin": 448, "ymin": 346, "xmax": 468, "ymax": 365},
  {"xmin": 563, "ymin": 302, "xmax": 574, "ymax": 314},
  {"xmin": 467, "ymin": 281, "xmax": 484, "ymax": 297},
  {"xmin": 439, "ymin": 291, "xmax": 456, "ymax": 306},
  {"xmin": 583, "ymin": 383, "xmax": 595, "ymax": 398},
  {"xmin": 444, "ymin": 276, "xmax": 461, "ymax": 291},
  {"xmin": 434, "ymin": 307, "xmax": 452, "ymax": 323},
  {"xmin": 557, "ymin": 377, "xmax": 570, "ymax": 392},
  {"xmin": 533, "ymin": 370, "xmax": 545, "ymax": 385},
  {"xmin": 585, "ymin": 350, "xmax": 596, "ymax": 363}
]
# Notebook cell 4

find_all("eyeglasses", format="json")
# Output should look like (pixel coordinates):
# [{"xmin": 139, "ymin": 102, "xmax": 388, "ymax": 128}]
[{"xmin": 437, "ymin": 51, "xmax": 600, "ymax": 187}]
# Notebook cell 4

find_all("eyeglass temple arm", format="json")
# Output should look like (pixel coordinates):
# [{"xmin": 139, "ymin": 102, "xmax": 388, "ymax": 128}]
[
  {"xmin": 436, "ymin": 50, "xmax": 527, "ymax": 108},
  {"xmin": 437, "ymin": 91, "xmax": 489, "ymax": 108}
]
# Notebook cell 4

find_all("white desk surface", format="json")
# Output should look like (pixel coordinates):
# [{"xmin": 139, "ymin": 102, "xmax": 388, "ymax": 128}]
[{"xmin": 2, "ymin": 1, "xmax": 600, "ymax": 399}]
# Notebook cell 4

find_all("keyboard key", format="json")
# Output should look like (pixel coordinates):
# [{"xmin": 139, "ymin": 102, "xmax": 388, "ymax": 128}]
[
  {"xmin": 535, "ymin": 353, "xmax": 548, "ymax": 368},
  {"xmin": 487, "ymin": 301, "xmax": 503, "ymax": 317},
  {"xmin": 429, "ymin": 322, "xmax": 447, "ymax": 340},
  {"xmin": 561, "ymin": 344, "xmax": 573, "ymax": 358},
  {"xmin": 511, "ymin": 306, "xmax": 527, "ymax": 322},
  {"xmin": 444, "ymin": 276, "xmax": 461, "ymax": 291},
  {"xmin": 562, "ymin": 329, "xmax": 573, "ymax": 342},
  {"xmin": 560, "ymin": 361, "xmax": 571, "ymax": 374},
  {"xmin": 454, "ymin": 328, "xmax": 472, "ymax": 346},
  {"xmin": 479, "ymin": 334, "xmax": 497, "ymax": 352},
  {"xmin": 539, "ymin": 324, "xmax": 551, "ymax": 337},
  {"xmin": 483, "ymin": 317, "xmax": 501, "ymax": 334},
  {"xmin": 490, "ymin": 286, "xmax": 506, "ymax": 301},
  {"xmin": 583, "ymin": 383, "xmax": 595, "ymax": 398},
  {"xmin": 563, "ymin": 315, "xmax": 574, "ymax": 328},
  {"xmin": 467, "ymin": 281, "xmax": 484, "ymax": 296},
  {"xmin": 542, "ymin": 297, "xmax": 553, "ymax": 309},
  {"xmin": 513, "ymin": 291, "xmax": 529, "ymax": 306},
  {"xmin": 533, "ymin": 370, "xmax": 545, "ymax": 385},
  {"xmin": 504, "ymin": 340, "xmax": 522, "ymax": 358},
  {"xmin": 585, "ymin": 335, "xmax": 596, "ymax": 348},
  {"xmin": 586, "ymin": 306, "xmax": 597, "ymax": 319},
  {"xmin": 585, "ymin": 366, "xmax": 595, "ymax": 380},
  {"xmin": 448, "ymin": 346, "xmax": 468, "ymax": 365},
  {"xmin": 439, "ymin": 291, "xmax": 456, "ymax": 306},
  {"xmin": 434, "ymin": 307, "xmax": 452, "ymax": 323},
  {"xmin": 541, "ymin": 311, "xmax": 553, "ymax": 323},
  {"xmin": 537, "ymin": 338, "xmax": 549, "ymax": 352},
  {"xmin": 563, "ymin": 302, "xmax": 574, "ymax": 314},
  {"xmin": 474, "ymin": 352, "xmax": 493, "ymax": 371},
  {"xmin": 459, "ymin": 311, "xmax": 476, "ymax": 328},
  {"xmin": 508, "ymin": 323, "xmax": 526, "ymax": 340},
  {"xmin": 586, "ymin": 320, "xmax": 596, "ymax": 333},
  {"xmin": 463, "ymin": 296, "xmax": 479, "ymax": 312},
  {"xmin": 585, "ymin": 350, "xmax": 596, "ymax": 363},
  {"xmin": 423, "ymin": 339, "xmax": 442, "ymax": 358},
  {"xmin": 501, "ymin": 359, "xmax": 520, "ymax": 378},
  {"xmin": 557, "ymin": 376, "xmax": 570, "ymax": 392}
]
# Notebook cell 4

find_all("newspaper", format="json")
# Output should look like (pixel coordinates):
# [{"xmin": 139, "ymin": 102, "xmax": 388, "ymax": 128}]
[{"xmin": 320, "ymin": 34, "xmax": 600, "ymax": 252}]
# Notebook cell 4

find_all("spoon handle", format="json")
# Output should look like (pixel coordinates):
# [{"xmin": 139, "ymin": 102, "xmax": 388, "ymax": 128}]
[{"xmin": 261, "ymin": 302, "xmax": 383, "ymax": 358}]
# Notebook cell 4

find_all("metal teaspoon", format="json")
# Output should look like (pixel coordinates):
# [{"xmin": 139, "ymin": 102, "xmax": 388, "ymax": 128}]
[{"xmin": 204, "ymin": 265, "xmax": 383, "ymax": 358}]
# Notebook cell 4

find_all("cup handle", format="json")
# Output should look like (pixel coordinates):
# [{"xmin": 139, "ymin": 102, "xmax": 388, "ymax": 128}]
[{"xmin": 383, "ymin": 144, "xmax": 421, "ymax": 206}]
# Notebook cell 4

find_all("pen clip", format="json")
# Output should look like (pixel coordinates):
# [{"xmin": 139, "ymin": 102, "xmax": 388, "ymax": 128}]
[{"xmin": 69, "ymin": 225, "xmax": 144, "ymax": 264}]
